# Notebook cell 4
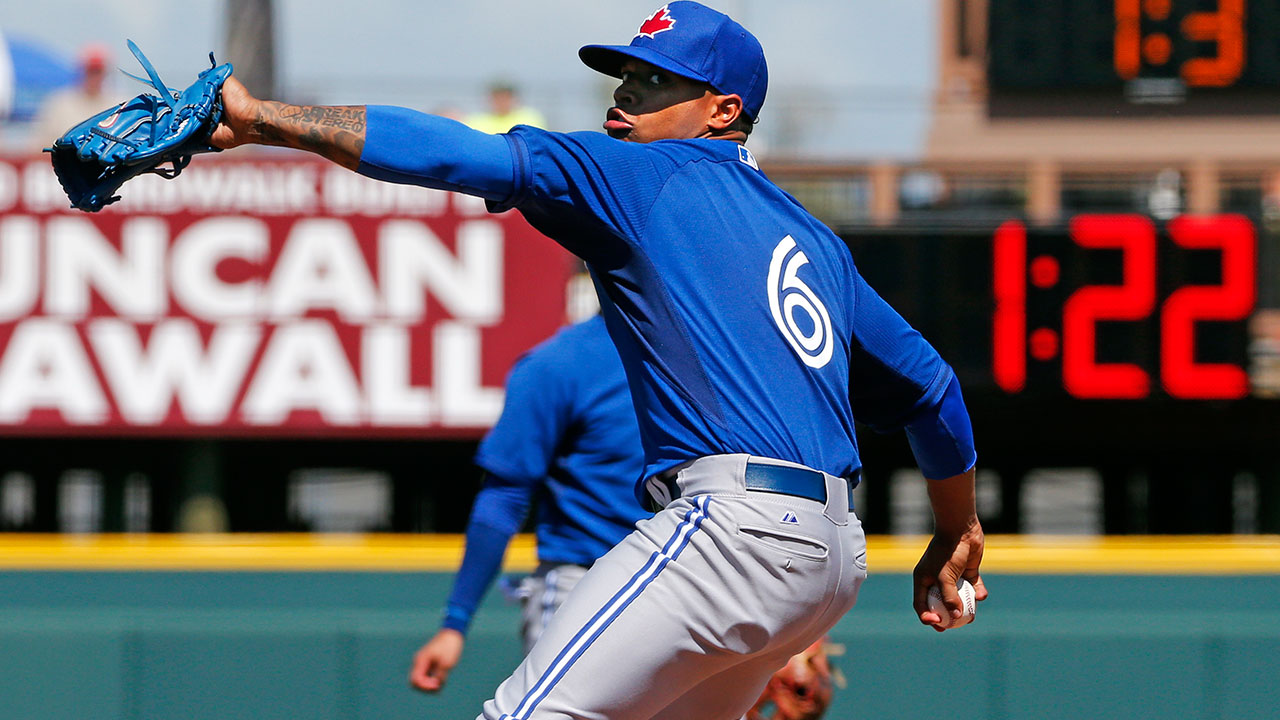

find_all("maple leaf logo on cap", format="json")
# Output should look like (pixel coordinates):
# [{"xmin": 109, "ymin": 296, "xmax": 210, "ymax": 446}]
[{"xmin": 635, "ymin": 5, "xmax": 676, "ymax": 39}]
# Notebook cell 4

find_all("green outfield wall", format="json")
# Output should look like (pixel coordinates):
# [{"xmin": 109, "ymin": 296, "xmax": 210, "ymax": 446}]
[{"xmin": 1, "ymin": 536, "xmax": 1277, "ymax": 720}]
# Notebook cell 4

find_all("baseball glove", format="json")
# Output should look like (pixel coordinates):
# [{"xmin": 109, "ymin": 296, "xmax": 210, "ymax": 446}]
[
  {"xmin": 46, "ymin": 40, "xmax": 233, "ymax": 212},
  {"xmin": 746, "ymin": 638, "xmax": 834, "ymax": 720}
]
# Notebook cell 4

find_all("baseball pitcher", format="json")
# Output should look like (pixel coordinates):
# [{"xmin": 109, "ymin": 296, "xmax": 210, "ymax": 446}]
[{"xmin": 146, "ymin": 2, "xmax": 987, "ymax": 718}]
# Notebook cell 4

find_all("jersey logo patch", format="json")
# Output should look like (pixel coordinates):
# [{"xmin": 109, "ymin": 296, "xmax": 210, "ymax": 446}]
[
  {"xmin": 767, "ymin": 235, "xmax": 835, "ymax": 369},
  {"xmin": 780, "ymin": 511, "xmax": 799, "ymax": 524},
  {"xmin": 737, "ymin": 145, "xmax": 759, "ymax": 171},
  {"xmin": 636, "ymin": 5, "xmax": 676, "ymax": 39}
]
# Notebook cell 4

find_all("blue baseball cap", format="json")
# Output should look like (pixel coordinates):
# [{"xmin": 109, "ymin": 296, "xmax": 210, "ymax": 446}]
[{"xmin": 579, "ymin": 1, "xmax": 769, "ymax": 120}]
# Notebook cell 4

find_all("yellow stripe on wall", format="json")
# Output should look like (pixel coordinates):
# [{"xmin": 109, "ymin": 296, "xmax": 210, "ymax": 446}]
[
  {"xmin": 868, "ymin": 535, "xmax": 1280, "ymax": 574},
  {"xmin": 0, "ymin": 534, "xmax": 1276, "ymax": 573},
  {"xmin": 0, "ymin": 534, "xmax": 535, "ymax": 571}
]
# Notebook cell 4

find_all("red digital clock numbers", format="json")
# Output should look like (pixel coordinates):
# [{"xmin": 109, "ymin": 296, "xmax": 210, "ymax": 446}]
[
  {"xmin": 992, "ymin": 214, "xmax": 1256, "ymax": 400},
  {"xmin": 1114, "ymin": 0, "xmax": 1246, "ymax": 87},
  {"xmin": 1062, "ymin": 215, "xmax": 1158, "ymax": 398},
  {"xmin": 993, "ymin": 220, "xmax": 1029, "ymax": 393},
  {"xmin": 1161, "ymin": 215, "xmax": 1255, "ymax": 397}
]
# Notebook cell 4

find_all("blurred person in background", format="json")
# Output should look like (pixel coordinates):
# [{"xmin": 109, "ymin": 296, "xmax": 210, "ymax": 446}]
[
  {"xmin": 408, "ymin": 289, "xmax": 648, "ymax": 693},
  {"xmin": 31, "ymin": 43, "xmax": 119, "ymax": 150},
  {"xmin": 465, "ymin": 80, "xmax": 546, "ymax": 133}
]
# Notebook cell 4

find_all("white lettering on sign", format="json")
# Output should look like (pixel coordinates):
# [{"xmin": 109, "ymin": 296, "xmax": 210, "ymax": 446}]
[
  {"xmin": 171, "ymin": 217, "xmax": 269, "ymax": 320},
  {"xmin": 12, "ymin": 214, "xmax": 505, "ymax": 323},
  {"xmin": 0, "ymin": 320, "xmax": 108, "ymax": 423},
  {"xmin": 242, "ymin": 320, "xmax": 364, "ymax": 426},
  {"xmin": 23, "ymin": 161, "xmax": 67, "ymax": 213},
  {"xmin": 120, "ymin": 163, "xmax": 321, "ymax": 215},
  {"xmin": 15, "ymin": 159, "xmax": 495, "ymax": 217},
  {"xmin": 0, "ymin": 217, "xmax": 39, "ymax": 321},
  {"xmin": 379, "ymin": 219, "xmax": 503, "ymax": 322},
  {"xmin": 434, "ymin": 320, "xmax": 503, "ymax": 425},
  {"xmin": 363, "ymin": 324, "xmax": 432, "ymax": 424},
  {"xmin": 19, "ymin": 160, "xmax": 322, "ymax": 216},
  {"xmin": 0, "ymin": 317, "xmax": 503, "ymax": 427},
  {"xmin": 0, "ymin": 162, "xmax": 18, "ymax": 213},
  {"xmin": 266, "ymin": 219, "xmax": 379, "ymax": 322},
  {"xmin": 0, "ymin": 199, "xmax": 521, "ymax": 429},
  {"xmin": 46, "ymin": 217, "xmax": 168, "ymax": 320},
  {"xmin": 454, "ymin": 193, "xmax": 492, "ymax": 217},
  {"xmin": 89, "ymin": 319, "xmax": 260, "ymax": 425},
  {"xmin": 322, "ymin": 166, "xmax": 449, "ymax": 216}
]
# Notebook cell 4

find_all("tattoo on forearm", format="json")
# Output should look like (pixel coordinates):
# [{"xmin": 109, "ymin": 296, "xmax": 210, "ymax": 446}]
[
  {"xmin": 279, "ymin": 106, "xmax": 366, "ymax": 133},
  {"xmin": 254, "ymin": 102, "xmax": 366, "ymax": 169}
]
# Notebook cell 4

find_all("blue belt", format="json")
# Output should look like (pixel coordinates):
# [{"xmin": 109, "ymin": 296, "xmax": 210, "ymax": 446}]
[
  {"xmin": 744, "ymin": 462, "xmax": 858, "ymax": 508},
  {"xmin": 651, "ymin": 461, "xmax": 858, "ymax": 511}
]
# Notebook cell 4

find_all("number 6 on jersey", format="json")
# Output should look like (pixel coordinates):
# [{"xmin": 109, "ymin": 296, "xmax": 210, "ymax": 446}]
[{"xmin": 768, "ymin": 235, "xmax": 834, "ymax": 369}]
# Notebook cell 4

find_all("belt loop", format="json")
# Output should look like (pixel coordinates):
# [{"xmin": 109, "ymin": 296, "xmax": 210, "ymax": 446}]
[
  {"xmin": 823, "ymin": 473, "xmax": 849, "ymax": 526},
  {"xmin": 645, "ymin": 474, "xmax": 673, "ymax": 511}
]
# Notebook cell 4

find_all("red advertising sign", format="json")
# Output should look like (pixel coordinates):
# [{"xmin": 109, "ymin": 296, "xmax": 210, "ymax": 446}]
[{"xmin": 0, "ymin": 154, "xmax": 577, "ymax": 437}]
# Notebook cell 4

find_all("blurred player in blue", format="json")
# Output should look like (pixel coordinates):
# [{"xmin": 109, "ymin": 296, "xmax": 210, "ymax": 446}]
[
  {"xmin": 211, "ymin": 3, "xmax": 987, "ymax": 718},
  {"xmin": 409, "ymin": 296, "xmax": 647, "ymax": 692}
]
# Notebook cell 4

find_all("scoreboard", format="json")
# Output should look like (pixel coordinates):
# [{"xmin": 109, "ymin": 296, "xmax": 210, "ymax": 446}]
[
  {"xmin": 987, "ymin": 0, "xmax": 1280, "ymax": 115},
  {"xmin": 841, "ymin": 213, "xmax": 1277, "ymax": 533},
  {"xmin": 992, "ymin": 214, "xmax": 1254, "ymax": 399},
  {"xmin": 844, "ymin": 214, "xmax": 1262, "ymax": 401},
  {"xmin": 839, "ymin": 212, "xmax": 1276, "ymax": 524}
]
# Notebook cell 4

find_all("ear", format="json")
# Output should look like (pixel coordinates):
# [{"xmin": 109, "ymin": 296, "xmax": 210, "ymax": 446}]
[{"xmin": 707, "ymin": 93, "xmax": 744, "ymax": 131}]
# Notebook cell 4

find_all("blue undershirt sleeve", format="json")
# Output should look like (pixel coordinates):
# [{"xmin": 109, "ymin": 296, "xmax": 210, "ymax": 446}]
[
  {"xmin": 356, "ymin": 105, "xmax": 516, "ymax": 202},
  {"xmin": 903, "ymin": 375, "xmax": 978, "ymax": 481},
  {"xmin": 441, "ymin": 475, "xmax": 534, "ymax": 634}
]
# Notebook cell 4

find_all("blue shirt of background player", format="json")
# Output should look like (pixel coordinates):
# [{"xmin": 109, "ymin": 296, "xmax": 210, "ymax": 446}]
[
  {"xmin": 489, "ymin": 127, "xmax": 956, "ymax": 495},
  {"xmin": 443, "ymin": 315, "xmax": 647, "ymax": 634}
]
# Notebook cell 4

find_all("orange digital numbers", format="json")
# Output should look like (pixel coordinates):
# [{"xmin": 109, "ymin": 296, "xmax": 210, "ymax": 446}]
[
  {"xmin": 1114, "ymin": 0, "xmax": 1142, "ymax": 79},
  {"xmin": 1113, "ymin": 0, "xmax": 1247, "ymax": 87},
  {"xmin": 1181, "ymin": 0, "xmax": 1246, "ymax": 87}
]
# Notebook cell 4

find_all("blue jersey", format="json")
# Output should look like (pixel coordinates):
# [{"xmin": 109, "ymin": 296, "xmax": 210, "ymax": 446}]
[
  {"xmin": 475, "ymin": 315, "xmax": 647, "ymax": 565},
  {"xmin": 490, "ymin": 128, "xmax": 953, "ymax": 488},
  {"xmin": 356, "ymin": 107, "xmax": 966, "ymax": 490}
]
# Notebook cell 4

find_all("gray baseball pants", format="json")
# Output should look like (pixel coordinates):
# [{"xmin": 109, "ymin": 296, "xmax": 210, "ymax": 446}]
[
  {"xmin": 480, "ymin": 454, "xmax": 868, "ymax": 720},
  {"xmin": 519, "ymin": 563, "xmax": 590, "ymax": 653}
]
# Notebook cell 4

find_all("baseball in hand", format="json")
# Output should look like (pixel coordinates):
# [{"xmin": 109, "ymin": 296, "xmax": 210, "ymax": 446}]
[{"xmin": 927, "ymin": 578, "xmax": 976, "ymax": 629}]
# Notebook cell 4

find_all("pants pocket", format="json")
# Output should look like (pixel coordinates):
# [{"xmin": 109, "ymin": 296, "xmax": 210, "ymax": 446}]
[{"xmin": 737, "ymin": 523, "xmax": 830, "ymax": 562}]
